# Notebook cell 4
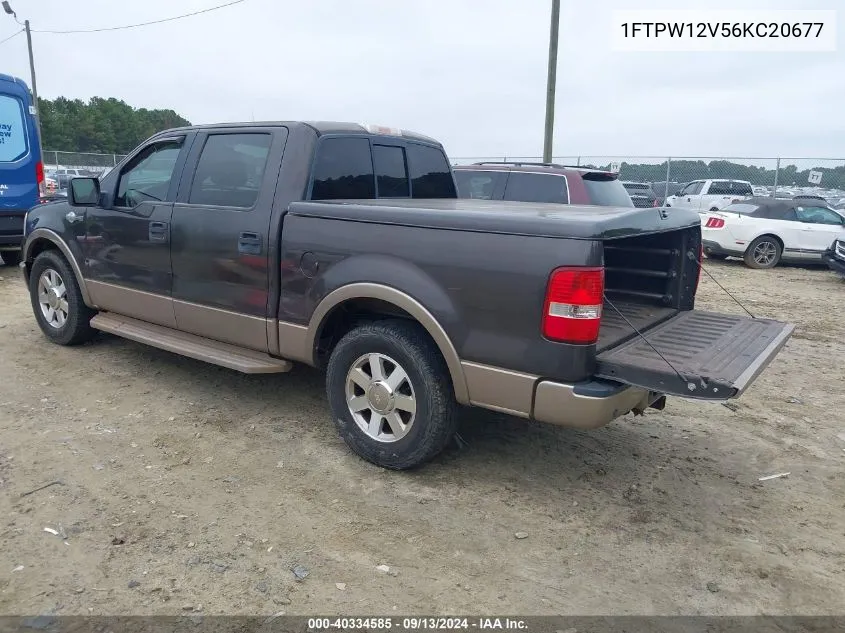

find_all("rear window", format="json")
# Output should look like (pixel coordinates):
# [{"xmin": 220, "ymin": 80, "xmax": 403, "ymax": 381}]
[
  {"xmin": 0, "ymin": 94, "xmax": 28, "ymax": 162},
  {"xmin": 582, "ymin": 175, "xmax": 634, "ymax": 207},
  {"xmin": 455, "ymin": 170, "xmax": 500, "ymax": 199},
  {"xmin": 311, "ymin": 137, "xmax": 375, "ymax": 200},
  {"xmin": 503, "ymin": 172, "xmax": 569, "ymax": 204},
  {"xmin": 373, "ymin": 145, "xmax": 409, "ymax": 198},
  {"xmin": 407, "ymin": 144, "xmax": 456, "ymax": 198},
  {"xmin": 709, "ymin": 181, "xmax": 753, "ymax": 196}
]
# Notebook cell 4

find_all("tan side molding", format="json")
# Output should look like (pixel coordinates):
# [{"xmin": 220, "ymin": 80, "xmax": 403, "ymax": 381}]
[
  {"xmin": 23, "ymin": 228, "xmax": 92, "ymax": 306},
  {"xmin": 279, "ymin": 283, "xmax": 469, "ymax": 404}
]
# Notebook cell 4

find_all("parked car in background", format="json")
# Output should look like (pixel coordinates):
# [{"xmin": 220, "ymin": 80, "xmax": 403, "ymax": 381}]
[
  {"xmin": 666, "ymin": 179, "xmax": 754, "ymax": 213},
  {"xmin": 621, "ymin": 181, "xmax": 658, "ymax": 208},
  {"xmin": 20, "ymin": 121, "xmax": 793, "ymax": 469},
  {"xmin": 701, "ymin": 197, "xmax": 845, "ymax": 268},
  {"xmin": 454, "ymin": 162, "xmax": 633, "ymax": 207},
  {"xmin": 0, "ymin": 73, "xmax": 44, "ymax": 268},
  {"xmin": 650, "ymin": 181, "xmax": 684, "ymax": 205}
]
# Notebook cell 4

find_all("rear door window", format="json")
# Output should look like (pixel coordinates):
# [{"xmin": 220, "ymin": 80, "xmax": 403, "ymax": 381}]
[
  {"xmin": 373, "ymin": 145, "xmax": 409, "ymax": 197},
  {"xmin": 582, "ymin": 175, "xmax": 634, "ymax": 207},
  {"xmin": 188, "ymin": 133, "xmax": 272, "ymax": 208},
  {"xmin": 407, "ymin": 143, "xmax": 456, "ymax": 198},
  {"xmin": 454, "ymin": 170, "xmax": 506, "ymax": 199},
  {"xmin": 311, "ymin": 137, "xmax": 375, "ymax": 200},
  {"xmin": 0, "ymin": 95, "xmax": 28, "ymax": 162},
  {"xmin": 503, "ymin": 172, "xmax": 569, "ymax": 204}
]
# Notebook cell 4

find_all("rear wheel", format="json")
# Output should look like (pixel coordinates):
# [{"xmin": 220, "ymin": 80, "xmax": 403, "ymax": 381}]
[
  {"xmin": 744, "ymin": 236, "xmax": 782, "ymax": 269},
  {"xmin": 29, "ymin": 250, "xmax": 97, "ymax": 345},
  {"xmin": 1, "ymin": 250, "xmax": 21, "ymax": 267},
  {"xmin": 326, "ymin": 319, "xmax": 458, "ymax": 470}
]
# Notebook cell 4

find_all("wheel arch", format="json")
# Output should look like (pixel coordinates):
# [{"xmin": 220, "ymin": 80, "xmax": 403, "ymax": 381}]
[
  {"xmin": 23, "ymin": 229, "xmax": 93, "ymax": 307},
  {"xmin": 282, "ymin": 283, "xmax": 469, "ymax": 405}
]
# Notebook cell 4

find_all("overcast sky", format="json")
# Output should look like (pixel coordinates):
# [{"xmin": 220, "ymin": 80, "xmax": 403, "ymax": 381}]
[{"xmin": 1, "ymin": 0, "xmax": 843, "ymax": 160}]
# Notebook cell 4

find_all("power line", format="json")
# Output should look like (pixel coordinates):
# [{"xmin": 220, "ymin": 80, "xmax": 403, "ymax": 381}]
[
  {"xmin": 0, "ymin": 28, "xmax": 23, "ymax": 46},
  {"xmin": 32, "ymin": 0, "xmax": 246, "ymax": 34}
]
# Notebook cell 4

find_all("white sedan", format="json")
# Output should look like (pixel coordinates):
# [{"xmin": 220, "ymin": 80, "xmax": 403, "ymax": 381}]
[{"xmin": 701, "ymin": 198, "xmax": 845, "ymax": 269}]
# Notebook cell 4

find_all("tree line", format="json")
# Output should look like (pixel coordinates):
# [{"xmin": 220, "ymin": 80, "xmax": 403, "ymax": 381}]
[{"xmin": 38, "ymin": 96, "xmax": 191, "ymax": 155}]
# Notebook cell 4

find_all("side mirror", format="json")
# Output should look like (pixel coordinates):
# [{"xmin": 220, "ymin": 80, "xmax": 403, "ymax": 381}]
[{"xmin": 69, "ymin": 177, "xmax": 100, "ymax": 206}]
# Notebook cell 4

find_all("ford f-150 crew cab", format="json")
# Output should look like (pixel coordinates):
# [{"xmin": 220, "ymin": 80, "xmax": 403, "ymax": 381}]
[{"xmin": 21, "ymin": 122, "xmax": 794, "ymax": 469}]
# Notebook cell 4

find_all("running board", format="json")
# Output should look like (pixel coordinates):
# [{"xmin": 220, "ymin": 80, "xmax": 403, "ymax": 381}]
[{"xmin": 90, "ymin": 313, "xmax": 293, "ymax": 374}]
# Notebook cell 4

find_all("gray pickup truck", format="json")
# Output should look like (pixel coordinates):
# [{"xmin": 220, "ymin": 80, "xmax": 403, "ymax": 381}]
[{"xmin": 20, "ymin": 122, "xmax": 794, "ymax": 469}]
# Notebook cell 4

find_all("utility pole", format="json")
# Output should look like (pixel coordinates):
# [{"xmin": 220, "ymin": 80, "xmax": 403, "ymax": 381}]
[
  {"xmin": 542, "ymin": 0, "xmax": 560, "ymax": 164},
  {"xmin": 3, "ymin": 3, "xmax": 44, "ymax": 159}
]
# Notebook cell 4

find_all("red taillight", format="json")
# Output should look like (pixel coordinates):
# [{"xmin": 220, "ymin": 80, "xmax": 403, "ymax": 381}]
[
  {"xmin": 542, "ymin": 267, "xmax": 604, "ymax": 344},
  {"xmin": 652, "ymin": 199, "xmax": 659, "ymax": 207},
  {"xmin": 35, "ymin": 160, "xmax": 46, "ymax": 197},
  {"xmin": 705, "ymin": 217, "xmax": 725, "ymax": 228}
]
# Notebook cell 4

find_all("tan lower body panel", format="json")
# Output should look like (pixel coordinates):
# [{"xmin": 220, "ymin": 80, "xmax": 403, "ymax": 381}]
[
  {"xmin": 173, "ymin": 300, "xmax": 268, "ymax": 352},
  {"xmin": 90, "ymin": 313, "xmax": 291, "ymax": 374},
  {"xmin": 461, "ymin": 361, "xmax": 536, "ymax": 418},
  {"xmin": 277, "ymin": 321, "xmax": 312, "ymax": 365},
  {"xmin": 87, "ymin": 280, "xmax": 177, "ymax": 328}
]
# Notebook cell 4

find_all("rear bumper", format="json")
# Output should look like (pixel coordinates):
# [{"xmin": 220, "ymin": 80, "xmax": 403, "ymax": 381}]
[
  {"xmin": 702, "ymin": 239, "xmax": 743, "ymax": 257},
  {"xmin": 533, "ymin": 379, "xmax": 658, "ymax": 430},
  {"xmin": 0, "ymin": 211, "xmax": 26, "ymax": 249}
]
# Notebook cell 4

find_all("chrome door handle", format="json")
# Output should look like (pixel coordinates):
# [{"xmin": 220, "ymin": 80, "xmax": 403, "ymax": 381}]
[{"xmin": 65, "ymin": 210, "xmax": 84, "ymax": 224}]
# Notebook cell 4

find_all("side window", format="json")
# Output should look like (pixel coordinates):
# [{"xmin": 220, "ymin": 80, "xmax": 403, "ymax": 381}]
[
  {"xmin": 707, "ymin": 181, "xmax": 729, "ymax": 195},
  {"xmin": 454, "ymin": 170, "xmax": 504, "ymax": 200},
  {"xmin": 795, "ymin": 206, "xmax": 844, "ymax": 225},
  {"xmin": 503, "ymin": 173, "xmax": 568, "ymax": 204},
  {"xmin": 0, "ymin": 95, "xmax": 28, "ymax": 162},
  {"xmin": 310, "ymin": 137, "xmax": 375, "ymax": 200},
  {"xmin": 407, "ymin": 144, "xmax": 456, "ymax": 198},
  {"xmin": 373, "ymin": 145, "xmax": 409, "ymax": 198},
  {"xmin": 733, "ymin": 182, "xmax": 753, "ymax": 196},
  {"xmin": 115, "ymin": 140, "xmax": 183, "ymax": 208},
  {"xmin": 188, "ymin": 133, "xmax": 271, "ymax": 208},
  {"xmin": 680, "ymin": 181, "xmax": 702, "ymax": 196}
]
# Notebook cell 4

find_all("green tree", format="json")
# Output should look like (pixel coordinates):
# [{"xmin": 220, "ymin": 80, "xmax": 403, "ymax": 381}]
[{"xmin": 38, "ymin": 96, "xmax": 191, "ymax": 154}]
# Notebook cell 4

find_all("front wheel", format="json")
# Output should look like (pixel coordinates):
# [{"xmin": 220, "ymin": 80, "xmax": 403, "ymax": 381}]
[
  {"xmin": 744, "ymin": 236, "xmax": 782, "ymax": 269},
  {"xmin": 326, "ymin": 320, "xmax": 458, "ymax": 470},
  {"xmin": 29, "ymin": 250, "xmax": 97, "ymax": 345}
]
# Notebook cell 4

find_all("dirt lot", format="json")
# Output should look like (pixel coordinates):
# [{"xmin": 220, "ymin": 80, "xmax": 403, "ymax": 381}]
[{"xmin": 0, "ymin": 258, "xmax": 844, "ymax": 616}]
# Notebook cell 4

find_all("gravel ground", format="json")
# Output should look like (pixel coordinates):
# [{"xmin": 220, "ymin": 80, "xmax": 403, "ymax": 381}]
[{"xmin": 0, "ymin": 257, "xmax": 844, "ymax": 616}]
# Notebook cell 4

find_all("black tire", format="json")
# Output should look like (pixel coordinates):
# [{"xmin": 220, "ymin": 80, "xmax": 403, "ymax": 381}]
[
  {"xmin": 326, "ymin": 319, "xmax": 458, "ymax": 470},
  {"xmin": 29, "ymin": 250, "xmax": 97, "ymax": 345},
  {"xmin": 743, "ymin": 235, "xmax": 782, "ymax": 269},
  {"xmin": 1, "ymin": 250, "xmax": 22, "ymax": 267}
]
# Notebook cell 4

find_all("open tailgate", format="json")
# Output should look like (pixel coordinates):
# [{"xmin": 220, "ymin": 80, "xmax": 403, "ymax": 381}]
[{"xmin": 595, "ymin": 311, "xmax": 794, "ymax": 400}]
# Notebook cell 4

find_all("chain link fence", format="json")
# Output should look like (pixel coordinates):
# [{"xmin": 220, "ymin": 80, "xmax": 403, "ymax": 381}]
[
  {"xmin": 44, "ymin": 150, "xmax": 845, "ymax": 204},
  {"xmin": 451, "ymin": 156, "xmax": 845, "ymax": 203},
  {"xmin": 44, "ymin": 150, "xmax": 128, "ymax": 176}
]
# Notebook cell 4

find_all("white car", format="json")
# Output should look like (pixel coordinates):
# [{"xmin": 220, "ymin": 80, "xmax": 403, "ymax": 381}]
[
  {"xmin": 701, "ymin": 198, "xmax": 845, "ymax": 269},
  {"xmin": 666, "ymin": 179, "xmax": 753, "ymax": 213}
]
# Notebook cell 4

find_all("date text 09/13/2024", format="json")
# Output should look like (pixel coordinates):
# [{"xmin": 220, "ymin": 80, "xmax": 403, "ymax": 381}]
[{"xmin": 307, "ymin": 618, "xmax": 528, "ymax": 630}]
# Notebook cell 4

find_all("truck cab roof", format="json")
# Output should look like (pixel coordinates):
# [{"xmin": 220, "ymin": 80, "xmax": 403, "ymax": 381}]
[{"xmin": 152, "ymin": 121, "xmax": 443, "ymax": 146}]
